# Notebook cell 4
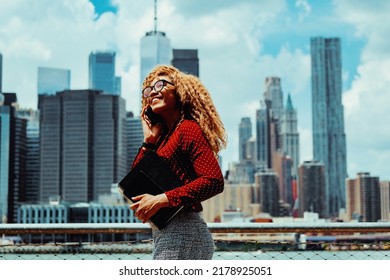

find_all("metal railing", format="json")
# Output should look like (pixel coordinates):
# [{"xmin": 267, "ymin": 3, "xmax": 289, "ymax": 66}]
[
  {"xmin": 1, "ymin": 222, "xmax": 390, "ymax": 260},
  {"xmin": 3, "ymin": 222, "xmax": 390, "ymax": 234}
]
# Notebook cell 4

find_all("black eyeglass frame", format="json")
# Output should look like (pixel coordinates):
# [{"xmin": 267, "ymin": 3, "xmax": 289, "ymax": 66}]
[{"xmin": 142, "ymin": 79, "xmax": 174, "ymax": 98}]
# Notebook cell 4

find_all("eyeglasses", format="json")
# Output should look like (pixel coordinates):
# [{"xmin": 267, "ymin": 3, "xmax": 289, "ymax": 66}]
[{"xmin": 142, "ymin": 79, "xmax": 174, "ymax": 98}]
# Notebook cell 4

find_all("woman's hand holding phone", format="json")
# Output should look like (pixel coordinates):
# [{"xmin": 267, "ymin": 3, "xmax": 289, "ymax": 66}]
[{"xmin": 141, "ymin": 107, "xmax": 163, "ymax": 145}]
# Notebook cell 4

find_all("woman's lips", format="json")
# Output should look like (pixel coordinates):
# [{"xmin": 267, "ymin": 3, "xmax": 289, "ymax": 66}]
[{"xmin": 151, "ymin": 97, "xmax": 161, "ymax": 104}]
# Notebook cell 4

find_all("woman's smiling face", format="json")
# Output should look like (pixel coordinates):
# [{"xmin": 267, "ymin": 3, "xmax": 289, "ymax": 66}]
[{"xmin": 147, "ymin": 75, "xmax": 177, "ymax": 114}]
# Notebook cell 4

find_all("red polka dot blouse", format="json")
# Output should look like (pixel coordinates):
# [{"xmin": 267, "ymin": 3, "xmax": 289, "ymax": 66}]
[{"xmin": 132, "ymin": 120, "xmax": 224, "ymax": 212}]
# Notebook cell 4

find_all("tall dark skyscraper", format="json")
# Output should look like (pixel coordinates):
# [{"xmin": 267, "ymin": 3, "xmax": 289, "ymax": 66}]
[
  {"xmin": 311, "ymin": 37, "xmax": 347, "ymax": 217},
  {"xmin": 0, "ymin": 94, "xmax": 9, "ymax": 223},
  {"xmin": 256, "ymin": 100, "xmax": 270, "ymax": 170},
  {"xmin": 298, "ymin": 160, "xmax": 326, "ymax": 218},
  {"xmin": 172, "ymin": 49, "xmax": 199, "ymax": 77},
  {"xmin": 18, "ymin": 109, "xmax": 40, "ymax": 204},
  {"xmin": 0, "ymin": 93, "xmax": 27, "ymax": 223},
  {"xmin": 255, "ymin": 170, "xmax": 280, "ymax": 217},
  {"xmin": 39, "ymin": 90, "xmax": 127, "ymax": 203}
]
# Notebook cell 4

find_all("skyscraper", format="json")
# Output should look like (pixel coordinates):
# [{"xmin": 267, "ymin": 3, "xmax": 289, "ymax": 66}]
[
  {"xmin": 172, "ymin": 49, "xmax": 199, "ymax": 77},
  {"xmin": 298, "ymin": 160, "xmax": 326, "ymax": 218},
  {"xmin": 346, "ymin": 172, "xmax": 381, "ymax": 222},
  {"xmin": 273, "ymin": 153, "xmax": 293, "ymax": 210},
  {"xmin": 89, "ymin": 51, "xmax": 120, "ymax": 95},
  {"xmin": 115, "ymin": 76, "xmax": 122, "ymax": 96},
  {"xmin": 228, "ymin": 117, "xmax": 257, "ymax": 184},
  {"xmin": 280, "ymin": 94, "xmax": 300, "ymax": 177},
  {"xmin": 18, "ymin": 109, "xmax": 40, "ymax": 204},
  {"xmin": 311, "ymin": 37, "xmax": 347, "ymax": 217},
  {"xmin": 37, "ymin": 67, "xmax": 71, "ymax": 95},
  {"xmin": 239, "ymin": 117, "xmax": 252, "ymax": 162},
  {"xmin": 0, "ymin": 93, "xmax": 27, "ymax": 223},
  {"xmin": 264, "ymin": 77, "xmax": 283, "ymax": 121},
  {"xmin": 264, "ymin": 77, "xmax": 284, "ymax": 167},
  {"xmin": 0, "ymin": 94, "xmax": 10, "ymax": 223},
  {"xmin": 255, "ymin": 100, "xmax": 270, "ymax": 169},
  {"xmin": 380, "ymin": 181, "xmax": 390, "ymax": 221},
  {"xmin": 126, "ymin": 112, "xmax": 143, "ymax": 169},
  {"xmin": 140, "ymin": 0, "xmax": 172, "ymax": 86},
  {"xmin": 255, "ymin": 169, "xmax": 280, "ymax": 217},
  {"xmin": 256, "ymin": 77, "xmax": 285, "ymax": 172},
  {"xmin": 39, "ymin": 90, "xmax": 127, "ymax": 203}
]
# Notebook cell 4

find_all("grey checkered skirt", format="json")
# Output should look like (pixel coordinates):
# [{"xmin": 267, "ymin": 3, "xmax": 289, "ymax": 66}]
[{"xmin": 152, "ymin": 212, "xmax": 214, "ymax": 260}]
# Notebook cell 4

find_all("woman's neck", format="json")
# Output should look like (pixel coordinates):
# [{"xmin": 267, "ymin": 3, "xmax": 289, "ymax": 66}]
[{"xmin": 163, "ymin": 110, "xmax": 181, "ymax": 132}]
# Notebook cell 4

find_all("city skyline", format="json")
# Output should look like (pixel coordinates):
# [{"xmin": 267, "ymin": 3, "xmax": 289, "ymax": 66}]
[{"xmin": 0, "ymin": 0, "xmax": 389, "ymax": 180}]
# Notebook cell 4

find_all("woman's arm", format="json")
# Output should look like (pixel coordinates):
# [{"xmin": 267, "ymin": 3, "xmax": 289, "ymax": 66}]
[{"xmin": 165, "ymin": 121, "xmax": 224, "ymax": 208}]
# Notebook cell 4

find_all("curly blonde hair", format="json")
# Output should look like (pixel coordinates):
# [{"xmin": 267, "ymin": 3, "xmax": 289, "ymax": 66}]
[{"xmin": 142, "ymin": 65, "xmax": 227, "ymax": 154}]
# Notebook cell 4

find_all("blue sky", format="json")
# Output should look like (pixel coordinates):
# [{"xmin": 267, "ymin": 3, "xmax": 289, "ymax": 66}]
[
  {"xmin": 0, "ymin": 0, "xmax": 389, "ymax": 180},
  {"xmin": 90, "ymin": 0, "xmax": 117, "ymax": 15}
]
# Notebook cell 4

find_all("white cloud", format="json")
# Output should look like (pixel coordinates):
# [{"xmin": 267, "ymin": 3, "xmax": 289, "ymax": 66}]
[
  {"xmin": 295, "ymin": 0, "xmax": 311, "ymax": 22},
  {"xmin": 0, "ymin": 0, "xmax": 109, "ymax": 103},
  {"xmin": 343, "ymin": 59, "xmax": 390, "ymax": 146},
  {"xmin": 258, "ymin": 45, "xmax": 310, "ymax": 96},
  {"xmin": 335, "ymin": 0, "xmax": 390, "ymax": 179}
]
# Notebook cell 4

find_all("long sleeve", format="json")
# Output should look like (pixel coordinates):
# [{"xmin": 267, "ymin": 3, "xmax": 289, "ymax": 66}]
[
  {"xmin": 160, "ymin": 120, "xmax": 224, "ymax": 211},
  {"xmin": 131, "ymin": 146, "xmax": 148, "ymax": 169}
]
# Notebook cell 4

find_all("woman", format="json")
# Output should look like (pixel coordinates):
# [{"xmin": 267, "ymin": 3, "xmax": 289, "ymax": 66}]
[{"xmin": 130, "ymin": 65, "xmax": 227, "ymax": 260}]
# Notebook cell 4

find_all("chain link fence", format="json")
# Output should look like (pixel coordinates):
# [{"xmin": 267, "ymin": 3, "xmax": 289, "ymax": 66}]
[{"xmin": 1, "ymin": 223, "xmax": 390, "ymax": 260}]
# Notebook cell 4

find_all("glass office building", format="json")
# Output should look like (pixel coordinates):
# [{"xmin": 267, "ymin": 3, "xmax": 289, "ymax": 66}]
[
  {"xmin": 0, "ymin": 93, "xmax": 27, "ymax": 223},
  {"xmin": 37, "ymin": 67, "xmax": 70, "ymax": 95},
  {"xmin": 311, "ymin": 37, "xmax": 347, "ymax": 217},
  {"xmin": 89, "ymin": 51, "xmax": 120, "ymax": 95},
  {"xmin": 0, "ymin": 99, "xmax": 10, "ymax": 223},
  {"xmin": 171, "ymin": 49, "xmax": 199, "ymax": 77},
  {"xmin": 140, "ymin": 31, "xmax": 172, "ymax": 87},
  {"xmin": 39, "ymin": 90, "xmax": 127, "ymax": 204},
  {"xmin": 18, "ymin": 109, "xmax": 40, "ymax": 204}
]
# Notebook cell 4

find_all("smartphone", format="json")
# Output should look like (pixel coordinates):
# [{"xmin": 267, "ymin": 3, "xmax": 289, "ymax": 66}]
[{"xmin": 145, "ymin": 107, "xmax": 163, "ymax": 125}]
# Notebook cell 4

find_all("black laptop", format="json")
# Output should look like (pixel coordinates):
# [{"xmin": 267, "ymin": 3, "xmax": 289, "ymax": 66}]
[{"xmin": 118, "ymin": 150, "xmax": 183, "ymax": 229}]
